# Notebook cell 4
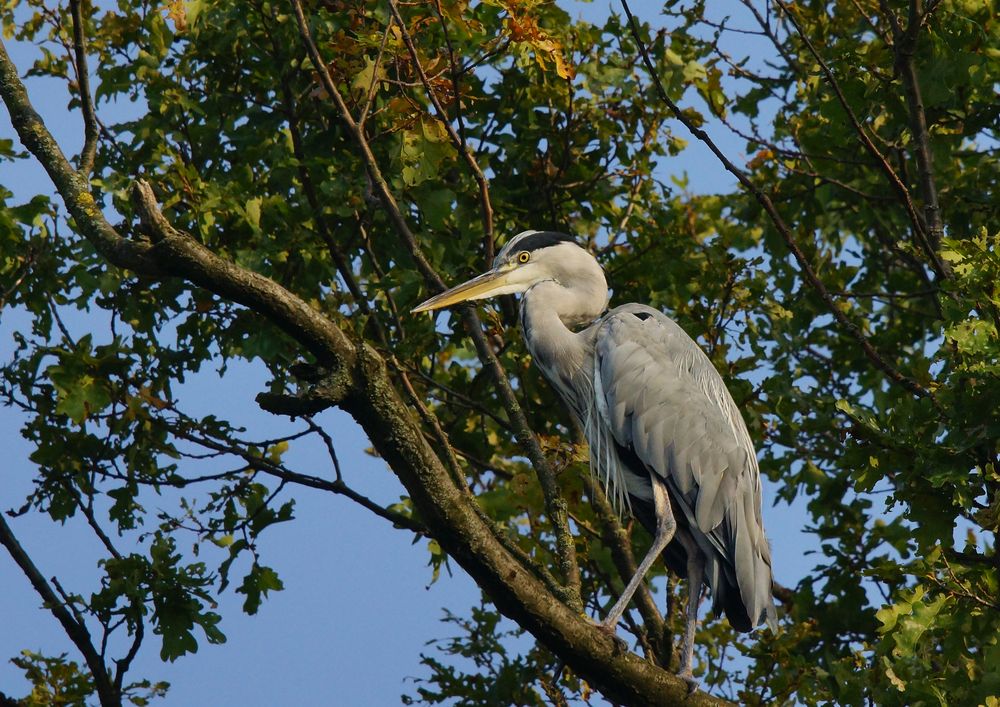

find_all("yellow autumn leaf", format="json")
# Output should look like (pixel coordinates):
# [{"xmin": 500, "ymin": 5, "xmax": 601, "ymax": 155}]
[
  {"xmin": 502, "ymin": 5, "xmax": 575, "ymax": 80},
  {"xmin": 164, "ymin": 0, "xmax": 187, "ymax": 32}
]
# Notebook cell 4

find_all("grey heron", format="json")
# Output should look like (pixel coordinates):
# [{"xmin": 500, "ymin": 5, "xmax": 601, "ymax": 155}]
[{"xmin": 413, "ymin": 230, "xmax": 776, "ymax": 685}]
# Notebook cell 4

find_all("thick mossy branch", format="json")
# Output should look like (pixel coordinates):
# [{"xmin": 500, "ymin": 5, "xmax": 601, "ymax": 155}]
[
  {"xmin": 129, "ymin": 180, "xmax": 353, "ymax": 368},
  {"xmin": 0, "ymin": 40, "xmax": 158, "ymax": 276}
]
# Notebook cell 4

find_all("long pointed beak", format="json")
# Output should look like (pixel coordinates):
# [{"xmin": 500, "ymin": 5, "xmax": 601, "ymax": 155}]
[{"xmin": 412, "ymin": 267, "xmax": 515, "ymax": 313}]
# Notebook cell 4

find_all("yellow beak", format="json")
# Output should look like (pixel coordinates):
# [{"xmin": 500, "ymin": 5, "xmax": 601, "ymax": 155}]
[{"xmin": 411, "ymin": 266, "xmax": 517, "ymax": 313}]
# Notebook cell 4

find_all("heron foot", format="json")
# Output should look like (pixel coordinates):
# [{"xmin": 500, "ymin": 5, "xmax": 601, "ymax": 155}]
[
  {"xmin": 593, "ymin": 619, "xmax": 630, "ymax": 653},
  {"xmin": 676, "ymin": 669, "xmax": 699, "ymax": 695}
]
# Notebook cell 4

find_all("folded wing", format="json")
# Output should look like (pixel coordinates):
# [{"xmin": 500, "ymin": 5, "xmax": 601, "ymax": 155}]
[{"xmin": 594, "ymin": 304, "xmax": 776, "ymax": 630}]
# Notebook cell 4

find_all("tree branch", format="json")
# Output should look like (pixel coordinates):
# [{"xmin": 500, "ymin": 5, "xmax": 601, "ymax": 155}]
[
  {"xmin": 289, "ymin": 0, "xmax": 581, "ymax": 605},
  {"xmin": 620, "ymin": 0, "xmax": 933, "ymax": 402},
  {"xmin": 113, "ymin": 617, "xmax": 144, "ymax": 694},
  {"xmin": 0, "ymin": 513, "xmax": 119, "ymax": 707},
  {"xmin": 879, "ymin": 0, "xmax": 945, "ymax": 249},
  {"xmin": 0, "ymin": 34, "xmax": 355, "ymax": 372},
  {"xmin": 357, "ymin": 16, "xmax": 393, "ymax": 129},
  {"xmin": 129, "ymin": 180, "xmax": 353, "ymax": 368},
  {"xmin": 0, "ymin": 41, "xmax": 159, "ymax": 275},
  {"xmin": 388, "ymin": 0, "xmax": 496, "ymax": 263},
  {"xmin": 169, "ymin": 423, "xmax": 429, "ymax": 535},
  {"xmin": 775, "ymin": 0, "xmax": 947, "ymax": 279},
  {"xmin": 69, "ymin": 0, "xmax": 98, "ymax": 177},
  {"xmin": 1, "ymin": 27, "xmax": 728, "ymax": 701}
]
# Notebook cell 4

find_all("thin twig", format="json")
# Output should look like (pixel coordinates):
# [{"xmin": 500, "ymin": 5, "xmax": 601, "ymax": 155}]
[
  {"xmin": 0, "ymin": 513, "xmax": 119, "ymax": 707},
  {"xmin": 172, "ymin": 424, "xmax": 429, "ymax": 534},
  {"xmin": 774, "ymin": 0, "xmax": 946, "ymax": 280},
  {"xmin": 388, "ymin": 0, "xmax": 496, "ymax": 264},
  {"xmin": 113, "ymin": 617, "xmax": 144, "ymax": 693},
  {"xmin": 304, "ymin": 417, "xmax": 343, "ymax": 481},
  {"xmin": 291, "ymin": 0, "xmax": 581, "ymax": 606},
  {"xmin": 358, "ymin": 16, "xmax": 394, "ymax": 128},
  {"xmin": 931, "ymin": 555, "xmax": 1000, "ymax": 611},
  {"xmin": 879, "ymin": 0, "xmax": 945, "ymax": 251},
  {"xmin": 740, "ymin": 0, "xmax": 801, "ymax": 74},
  {"xmin": 0, "ymin": 247, "xmax": 38, "ymax": 310},
  {"xmin": 620, "ymin": 0, "xmax": 933, "ymax": 403},
  {"xmin": 51, "ymin": 576, "xmax": 87, "ymax": 627},
  {"xmin": 409, "ymin": 364, "xmax": 514, "ymax": 430},
  {"xmin": 829, "ymin": 288, "xmax": 940, "ymax": 300},
  {"xmin": 849, "ymin": 0, "xmax": 891, "ymax": 43},
  {"xmin": 74, "ymin": 485, "xmax": 123, "ymax": 560},
  {"xmin": 69, "ymin": 0, "xmax": 98, "ymax": 176},
  {"xmin": 393, "ymin": 358, "xmax": 472, "ymax": 493}
]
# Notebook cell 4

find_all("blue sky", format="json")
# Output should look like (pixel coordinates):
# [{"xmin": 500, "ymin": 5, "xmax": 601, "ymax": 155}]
[{"xmin": 0, "ymin": 2, "xmax": 817, "ymax": 704}]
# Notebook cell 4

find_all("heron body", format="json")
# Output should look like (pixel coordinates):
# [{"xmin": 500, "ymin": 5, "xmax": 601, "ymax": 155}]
[{"xmin": 413, "ymin": 230, "xmax": 776, "ymax": 683}]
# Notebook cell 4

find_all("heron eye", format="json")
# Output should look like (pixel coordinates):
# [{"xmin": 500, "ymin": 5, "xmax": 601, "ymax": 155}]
[{"xmin": 517, "ymin": 251, "xmax": 530, "ymax": 263}]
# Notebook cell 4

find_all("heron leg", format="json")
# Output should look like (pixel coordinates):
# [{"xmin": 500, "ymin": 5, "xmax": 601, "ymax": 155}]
[
  {"xmin": 599, "ymin": 474, "xmax": 675, "ymax": 633},
  {"xmin": 677, "ymin": 551, "xmax": 704, "ymax": 691}
]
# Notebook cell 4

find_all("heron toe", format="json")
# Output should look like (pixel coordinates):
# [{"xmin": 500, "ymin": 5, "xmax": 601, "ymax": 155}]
[
  {"xmin": 676, "ymin": 670, "xmax": 699, "ymax": 695},
  {"xmin": 594, "ymin": 619, "xmax": 630, "ymax": 652}
]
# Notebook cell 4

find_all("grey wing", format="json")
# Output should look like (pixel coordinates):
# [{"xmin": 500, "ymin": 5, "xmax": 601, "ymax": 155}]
[{"xmin": 593, "ymin": 304, "xmax": 776, "ymax": 629}]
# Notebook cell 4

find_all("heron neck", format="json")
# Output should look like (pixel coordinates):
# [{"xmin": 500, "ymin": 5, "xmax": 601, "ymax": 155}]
[{"xmin": 519, "ymin": 280, "xmax": 607, "ymax": 380}]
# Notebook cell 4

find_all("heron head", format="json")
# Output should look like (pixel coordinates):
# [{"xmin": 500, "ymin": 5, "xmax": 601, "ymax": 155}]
[{"xmin": 412, "ymin": 231, "xmax": 600, "ymax": 313}]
